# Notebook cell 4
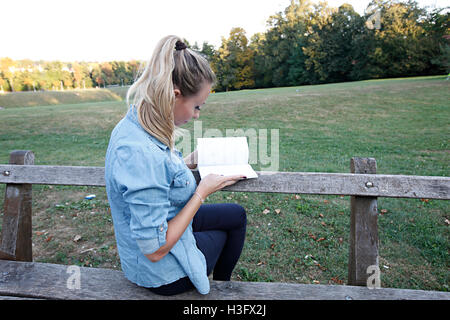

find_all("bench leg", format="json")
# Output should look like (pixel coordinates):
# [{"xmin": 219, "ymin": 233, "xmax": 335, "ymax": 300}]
[
  {"xmin": 348, "ymin": 157, "xmax": 379, "ymax": 286},
  {"xmin": 0, "ymin": 150, "xmax": 34, "ymax": 262}
]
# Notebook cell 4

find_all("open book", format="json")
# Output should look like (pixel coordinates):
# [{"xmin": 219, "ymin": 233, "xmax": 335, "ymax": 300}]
[{"xmin": 197, "ymin": 137, "xmax": 258, "ymax": 179}]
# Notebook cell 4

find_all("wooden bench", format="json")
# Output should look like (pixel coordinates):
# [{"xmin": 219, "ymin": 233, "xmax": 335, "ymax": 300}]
[{"xmin": 1, "ymin": 150, "xmax": 449, "ymax": 300}]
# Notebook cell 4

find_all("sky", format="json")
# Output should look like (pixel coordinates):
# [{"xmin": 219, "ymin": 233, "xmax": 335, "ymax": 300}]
[{"xmin": 1, "ymin": 0, "xmax": 447, "ymax": 62}]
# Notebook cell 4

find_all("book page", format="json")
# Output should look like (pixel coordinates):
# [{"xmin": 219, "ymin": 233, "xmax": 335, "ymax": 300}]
[
  {"xmin": 197, "ymin": 137, "xmax": 249, "ymax": 166},
  {"xmin": 198, "ymin": 164, "xmax": 258, "ymax": 179},
  {"xmin": 197, "ymin": 137, "xmax": 258, "ymax": 179}
]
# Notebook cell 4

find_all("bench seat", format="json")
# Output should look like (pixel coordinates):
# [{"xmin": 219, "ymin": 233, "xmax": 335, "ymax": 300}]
[{"xmin": 1, "ymin": 260, "xmax": 449, "ymax": 300}]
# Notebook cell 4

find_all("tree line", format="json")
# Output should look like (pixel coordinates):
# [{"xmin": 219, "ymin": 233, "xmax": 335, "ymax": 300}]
[
  {"xmin": 0, "ymin": 59, "xmax": 141, "ymax": 92},
  {"xmin": 1, "ymin": 0, "xmax": 448, "ymax": 93}
]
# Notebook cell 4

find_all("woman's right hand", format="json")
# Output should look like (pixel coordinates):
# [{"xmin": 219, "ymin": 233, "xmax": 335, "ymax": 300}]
[{"xmin": 196, "ymin": 174, "xmax": 246, "ymax": 199}]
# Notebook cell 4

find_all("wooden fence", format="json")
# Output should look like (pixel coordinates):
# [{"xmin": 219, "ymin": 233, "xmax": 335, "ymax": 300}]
[{"xmin": 0, "ymin": 150, "xmax": 449, "ymax": 297}]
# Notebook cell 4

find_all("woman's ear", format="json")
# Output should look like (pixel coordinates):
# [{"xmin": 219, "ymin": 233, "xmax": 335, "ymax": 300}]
[{"xmin": 174, "ymin": 88, "xmax": 181, "ymax": 99}]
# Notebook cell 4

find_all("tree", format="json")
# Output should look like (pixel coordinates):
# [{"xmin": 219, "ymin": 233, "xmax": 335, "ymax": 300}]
[
  {"xmin": 0, "ymin": 57, "xmax": 16, "ymax": 91},
  {"xmin": 366, "ymin": 0, "xmax": 432, "ymax": 77},
  {"xmin": 303, "ymin": 3, "xmax": 365, "ymax": 83},
  {"xmin": 252, "ymin": 0, "xmax": 313, "ymax": 87},
  {"xmin": 214, "ymin": 27, "xmax": 255, "ymax": 91},
  {"xmin": 423, "ymin": 8, "xmax": 450, "ymax": 74},
  {"xmin": 112, "ymin": 61, "xmax": 128, "ymax": 86},
  {"xmin": 199, "ymin": 42, "xmax": 216, "ymax": 63}
]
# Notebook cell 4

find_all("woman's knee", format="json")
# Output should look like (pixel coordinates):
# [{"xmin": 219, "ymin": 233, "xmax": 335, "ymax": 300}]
[{"xmin": 229, "ymin": 203, "xmax": 247, "ymax": 227}]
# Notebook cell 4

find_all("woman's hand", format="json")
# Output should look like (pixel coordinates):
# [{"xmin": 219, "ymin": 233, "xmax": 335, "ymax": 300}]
[{"xmin": 196, "ymin": 173, "xmax": 246, "ymax": 199}]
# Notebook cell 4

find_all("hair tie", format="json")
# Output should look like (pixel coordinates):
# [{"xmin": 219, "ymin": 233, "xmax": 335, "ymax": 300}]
[{"xmin": 175, "ymin": 40, "xmax": 187, "ymax": 51}]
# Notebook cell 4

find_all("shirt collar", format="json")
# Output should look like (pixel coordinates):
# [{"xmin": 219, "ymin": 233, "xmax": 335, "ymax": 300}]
[{"xmin": 126, "ymin": 105, "xmax": 169, "ymax": 151}]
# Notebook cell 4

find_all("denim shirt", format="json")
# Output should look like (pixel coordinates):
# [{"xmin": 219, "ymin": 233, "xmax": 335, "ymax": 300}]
[{"xmin": 105, "ymin": 106, "xmax": 209, "ymax": 294}]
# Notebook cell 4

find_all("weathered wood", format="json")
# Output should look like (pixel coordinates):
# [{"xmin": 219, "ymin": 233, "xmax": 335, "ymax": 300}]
[
  {"xmin": 0, "ymin": 261, "xmax": 449, "ymax": 300},
  {"xmin": 0, "ymin": 165, "xmax": 449, "ymax": 199},
  {"xmin": 0, "ymin": 250, "xmax": 16, "ymax": 260},
  {"xmin": 0, "ymin": 151, "xmax": 34, "ymax": 262},
  {"xmin": 1, "ymin": 151, "xmax": 449, "ymax": 300},
  {"xmin": 348, "ymin": 158, "xmax": 379, "ymax": 286},
  {"xmin": 0, "ymin": 164, "xmax": 105, "ymax": 187}
]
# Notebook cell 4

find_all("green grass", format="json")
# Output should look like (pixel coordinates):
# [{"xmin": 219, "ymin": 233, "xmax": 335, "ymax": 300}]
[
  {"xmin": 0, "ymin": 87, "xmax": 127, "ymax": 108},
  {"xmin": 0, "ymin": 75, "xmax": 448, "ymax": 291}
]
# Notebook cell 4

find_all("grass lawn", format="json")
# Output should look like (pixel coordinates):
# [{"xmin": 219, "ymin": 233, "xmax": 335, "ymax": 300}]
[{"xmin": 0, "ymin": 75, "xmax": 448, "ymax": 291}]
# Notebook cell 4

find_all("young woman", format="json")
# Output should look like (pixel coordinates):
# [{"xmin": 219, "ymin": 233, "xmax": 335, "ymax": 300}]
[{"xmin": 105, "ymin": 35, "xmax": 247, "ymax": 296}]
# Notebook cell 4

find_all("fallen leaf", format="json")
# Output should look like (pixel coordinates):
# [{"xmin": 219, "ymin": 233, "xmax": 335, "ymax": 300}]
[
  {"xmin": 323, "ymin": 200, "xmax": 329, "ymax": 204},
  {"xmin": 73, "ymin": 235, "xmax": 82, "ymax": 242},
  {"xmin": 339, "ymin": 237, "xmax": 343, "ymax": 244},
  {"xmin": 313, "ymin": 280, "xmax": 320, "ymax": 284},
  {"xmin": 275, "ymin": 209, "xmax": 281, "ymax": 214},
  {"xmin": 445, "ymin": 218, "xmax": 450, "ymax": 226},
  {"xmin": 380, "ymin": 209, "xmax": 388, "ymax": 215},
  {"xmin": 36, "ymin": 231, "xmax": 45, "ymax": 236},
  {"xmin": 317, "ymin": 237, "xmax": 326, "ymax": 242},
  {"xmin": 270, "ymin": 243, "xmax": 275, "ymax": 249},
  {"xmin": 316, "ymin": 263, "xmax": 326, "ymax": 271},
  {"xmin": 295, "ymin": 195, "xmax": 300, "ymax": 200},
  {"xmin": 45, "ymin": 236, "xmax": 53, "ymax": 242},
  {"xmin": 319, "ymin": 213, "xmax": 324, "ymax": 218},
  {"xmin": 308, "ymin": 233, "xmax": 316, "ymax": 240},
  {"xmin": 262, "ymin": 209, "xmax": 270, "ymax": 214},
  {"xmin": 321, "ymin": 222, "xmax": 326, "ymax": 227},
  {"xmin": 331, "ymin": 277, "xmax": 344, "ymax": 285}
]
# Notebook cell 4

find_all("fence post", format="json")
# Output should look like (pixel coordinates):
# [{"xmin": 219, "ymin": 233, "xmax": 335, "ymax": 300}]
[
  {"xmin": 0, "ymin": 150, "xmax": 34, "ymax": 261},
  {"xmin": 348, "ymin": 157, "xmax": 379, "ymax": 286}
]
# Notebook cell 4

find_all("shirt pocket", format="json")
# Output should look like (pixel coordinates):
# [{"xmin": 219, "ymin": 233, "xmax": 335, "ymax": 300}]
[{"xmin": 169, "ymin": 169, "xmax": 195, "ymax": 206}]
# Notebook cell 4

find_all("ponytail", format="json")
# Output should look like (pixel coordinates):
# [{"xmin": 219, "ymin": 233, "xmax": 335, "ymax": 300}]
[{"xmin": 127, "ymin": 35, "xmax": 215, "ymax": 151}]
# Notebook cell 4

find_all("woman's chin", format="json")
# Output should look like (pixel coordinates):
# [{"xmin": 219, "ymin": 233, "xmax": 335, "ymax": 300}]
[{"xmin": 175, "ymin": 119, "xmax": 190, "ymax": 126}]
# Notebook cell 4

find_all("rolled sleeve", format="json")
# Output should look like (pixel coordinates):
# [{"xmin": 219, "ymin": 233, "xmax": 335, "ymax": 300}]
[
  {"xmin": 113, "ymin": 144, "xmax": 172, "ymax": 255},
  {"xmin": 135, "ymin": 220, "xmax": 167, "ymax": 255}
]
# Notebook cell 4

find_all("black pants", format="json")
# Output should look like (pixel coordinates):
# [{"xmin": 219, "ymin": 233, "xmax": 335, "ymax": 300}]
[{"xmin": 148, "ymin": 203, "xmax": 247, "ymax": 296}]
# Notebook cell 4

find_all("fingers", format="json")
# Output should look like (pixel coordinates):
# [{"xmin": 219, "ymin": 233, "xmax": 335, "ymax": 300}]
[
  {"xmin": 200, "ymin": 173, "xmax": 246, "ymax": 194},
  {"xmin": 220, "ymin": 175, "xmax": 246, "ymax": 188}
]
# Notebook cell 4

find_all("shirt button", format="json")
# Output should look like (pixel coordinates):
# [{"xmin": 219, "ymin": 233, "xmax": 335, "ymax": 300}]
[
  {"xmin": 186, "ymin": 181, "xmax": 190, "ymax": 185},
  {"xmin": 160, "ymin": 226, "xmax": 164, "ymax": 232}
]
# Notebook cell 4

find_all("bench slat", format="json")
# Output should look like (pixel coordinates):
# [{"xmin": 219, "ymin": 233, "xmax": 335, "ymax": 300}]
[
  {"xmin": 0, "ymin": 164, "xmax": 449, "ymax": 199},
  {"xmin": 0, "ymin": 165, "xmax": 105, "ymax": 186},
  {"xmin": 0, "ymin": 260, "xmax": 449, "ymax": 300}
]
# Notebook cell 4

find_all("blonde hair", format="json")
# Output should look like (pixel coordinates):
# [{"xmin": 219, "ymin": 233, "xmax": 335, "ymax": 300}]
[{"xmin": 127, "ymin": 35, "xmax": 216, "ymax": 151}]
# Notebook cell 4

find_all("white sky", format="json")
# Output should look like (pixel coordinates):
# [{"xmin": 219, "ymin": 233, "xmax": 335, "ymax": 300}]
[{"xmin": 1, "ymin": 0, "xmax": 447, "ymax": 62}]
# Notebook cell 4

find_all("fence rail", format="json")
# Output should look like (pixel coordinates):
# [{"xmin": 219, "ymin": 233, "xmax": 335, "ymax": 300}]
[
  {"xmin": 1, "ymin": 164, "xmax": 449, "ymax": 199},
  {"xmin": 1, "ymin": 151, "xmax": 449, "ymax": 289}
]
